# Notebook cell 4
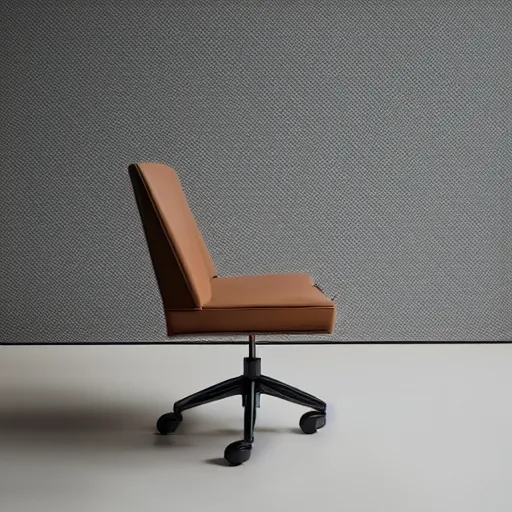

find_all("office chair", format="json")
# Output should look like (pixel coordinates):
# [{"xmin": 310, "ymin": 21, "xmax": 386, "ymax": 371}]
[{"xmin": 128, "ymin": 163, "xmax": 336, "ymax": 465}]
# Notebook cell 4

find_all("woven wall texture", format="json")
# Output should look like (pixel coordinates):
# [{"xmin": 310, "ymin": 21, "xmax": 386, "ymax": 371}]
[{"xmin": 1, "ymin": 0, "xmax": 511, "ymax": 342}]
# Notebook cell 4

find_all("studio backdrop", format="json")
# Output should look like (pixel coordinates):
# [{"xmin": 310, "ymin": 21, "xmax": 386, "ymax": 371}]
[{"xmin": 1, "ymin": 0, "xmax": 511, "ymax": 343}]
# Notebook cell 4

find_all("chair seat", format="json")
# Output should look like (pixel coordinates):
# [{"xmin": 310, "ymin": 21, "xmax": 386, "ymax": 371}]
[{"xmin": 165, "ymin": 274, "xmax": 336, "ymax": 335}]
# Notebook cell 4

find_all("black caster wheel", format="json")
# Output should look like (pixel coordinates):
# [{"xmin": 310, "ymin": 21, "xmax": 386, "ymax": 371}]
[
  {"xmin": 224, "ymin": 440, "xmax": 252, "ymax": 466},
  {"xmin": 299, "ymin": 411, "xmax": 326, "ymax": 434},
  {"xmin": 156, "ymin": 412, "xmax": 182, "ymax": 434}
]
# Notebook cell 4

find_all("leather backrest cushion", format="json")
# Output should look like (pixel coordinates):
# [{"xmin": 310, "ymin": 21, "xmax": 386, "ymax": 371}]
[{"xmin": 137, "ymin": 162, "xmax": 214, "ymax": 307}]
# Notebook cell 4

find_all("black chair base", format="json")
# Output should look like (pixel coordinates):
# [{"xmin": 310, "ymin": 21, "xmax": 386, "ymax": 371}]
[{"xmin": 156, "ymin": 335, "xmax": 327, "ymax": 465}]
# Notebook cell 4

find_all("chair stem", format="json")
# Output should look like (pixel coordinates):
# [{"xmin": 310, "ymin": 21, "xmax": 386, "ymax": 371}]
[{"xmin": 248, "ymin": 334, "xmax": 256, "ymax": 358}]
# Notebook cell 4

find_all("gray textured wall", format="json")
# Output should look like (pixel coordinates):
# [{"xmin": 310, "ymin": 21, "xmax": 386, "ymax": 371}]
[{"xmin": 1, "ymin": 0, "xmax": 511, "ymax": 343}]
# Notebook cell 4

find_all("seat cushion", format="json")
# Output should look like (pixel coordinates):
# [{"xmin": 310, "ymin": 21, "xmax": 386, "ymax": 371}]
[{"xmin": 165, "ymin": 274, "xmax": 336, "ymax": 335}]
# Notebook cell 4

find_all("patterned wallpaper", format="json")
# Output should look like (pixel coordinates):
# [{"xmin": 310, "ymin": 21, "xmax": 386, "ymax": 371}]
[{"xmin": 1, "ymin": 0, "xmax": 511, "ymax": 343}]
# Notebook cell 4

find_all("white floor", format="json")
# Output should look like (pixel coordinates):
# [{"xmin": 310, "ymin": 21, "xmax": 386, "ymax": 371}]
[{"xmin": 1, "ymin": 343, "xmax": 511, "ymax": 512}]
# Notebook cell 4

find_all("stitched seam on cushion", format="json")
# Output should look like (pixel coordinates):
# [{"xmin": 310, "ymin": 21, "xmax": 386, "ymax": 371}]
[
  {"xmin": 166, "ymin": 306, "xmax": 334, "ymax": 312},
  {"xmin": 165, "ymin": 308, "xmax": 202, "ymax": 311}
]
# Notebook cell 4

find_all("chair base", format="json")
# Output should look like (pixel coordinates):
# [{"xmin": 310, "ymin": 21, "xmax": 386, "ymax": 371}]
[{"xmin": 155, "ymin": 335, "xmax": 327, "ymax": 465}]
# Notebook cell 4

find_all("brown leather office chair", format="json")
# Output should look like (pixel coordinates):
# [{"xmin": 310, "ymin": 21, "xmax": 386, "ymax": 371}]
[{"xmin": 129, "ymin": 162, "xmax": 336, "ymax": 465}]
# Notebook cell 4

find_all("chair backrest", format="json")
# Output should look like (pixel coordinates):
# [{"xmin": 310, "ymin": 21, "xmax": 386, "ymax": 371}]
[{"xmin": 128, "ymin": 162, "xmax": 216, "ymax": 310}]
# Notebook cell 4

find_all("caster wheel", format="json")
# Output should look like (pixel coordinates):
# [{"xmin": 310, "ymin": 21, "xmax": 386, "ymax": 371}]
[
  {"xmin": 300, "ymin": 411, "xmax": 326, "ymax": 434},
  {"xmin": 156, "ymin": 412, "xmax": 182, "ymax": 434},
  {"xmin": 224, "ymin": 440, "xmax": 252, "ymax": 466}
]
